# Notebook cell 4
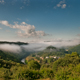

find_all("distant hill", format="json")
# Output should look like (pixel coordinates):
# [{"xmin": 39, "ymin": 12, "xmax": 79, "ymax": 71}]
[
  {"xmin": 43, "ymin": 46, "xmax": 59, "ymax": 52},
  {"xmin": 46, "ymin": 46, "xmax": 56, "ymax": 49},
  {"xmin": 0, "ymin": 41, "xmax": 28, "ymax": 45},
  {"xmin": 29, "ymin": 46, "xmax": 68, "ymax": 60},
  {"xmin": 68, "ymin": 44, "xmax": 80, "ymax": 55}
]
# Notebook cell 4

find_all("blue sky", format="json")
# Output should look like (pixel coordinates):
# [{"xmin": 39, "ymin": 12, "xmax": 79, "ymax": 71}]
[{"xmin": 0, "ymin": 0, "xmax": 80, "ymax": 45}]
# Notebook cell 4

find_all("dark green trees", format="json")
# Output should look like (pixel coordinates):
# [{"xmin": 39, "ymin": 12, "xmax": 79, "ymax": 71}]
[{"xmin": 28, "ymin": 60, "xmax": 41, "ymax": 70}]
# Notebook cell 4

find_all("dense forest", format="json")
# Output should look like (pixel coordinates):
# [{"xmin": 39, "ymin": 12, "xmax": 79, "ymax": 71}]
[
  {"xmin": 68, "ymin": 44, "xmax": 80, "ymax": 55},
  {"xmin": 0, "ymin": 50, "xmax": 23, "ymax": 63},
  {"xmin": 0, "ymin": 43, "xmax": 80, "ymax": 80},
  {"xmin": 0, "ymin": 52, "xmax": 80, "ymax": 80},
  {"xmin": 0, "ymin": 41, "xmax": 28, "ymax": 45}
]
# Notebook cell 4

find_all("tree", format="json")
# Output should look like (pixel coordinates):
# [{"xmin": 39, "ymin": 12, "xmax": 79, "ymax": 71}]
[{"xmin": 28, "ymin": 60, "xmax": 41, "ymax": 70}]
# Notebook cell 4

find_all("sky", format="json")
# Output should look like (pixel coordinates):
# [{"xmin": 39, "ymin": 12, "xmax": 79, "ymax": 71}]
[{"xmin": 0, "ymin": 0, "xmax": 80, "ymax": 46}]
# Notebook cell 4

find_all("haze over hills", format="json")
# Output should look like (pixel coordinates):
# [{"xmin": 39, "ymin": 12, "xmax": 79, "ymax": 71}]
[
  {"xmin": 0, "ymin": 41, "xmax": 80, "ymax": 65},
  {"xmin": 0, "ymin": 41, "xmax": 80, "ymax": 61}
]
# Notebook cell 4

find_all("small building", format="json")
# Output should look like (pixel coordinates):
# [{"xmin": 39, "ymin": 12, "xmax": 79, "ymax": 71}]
[
  {"xmin": 40, "ymin": 57, "xmax": 44, "ymax": 60},
  {"xmin": 46, "ymin": 56, "xmax": 49, "ymax": 59},
  {"xmin": 54, "ymin": 56, "xmax": 57, "ymax": 59}
]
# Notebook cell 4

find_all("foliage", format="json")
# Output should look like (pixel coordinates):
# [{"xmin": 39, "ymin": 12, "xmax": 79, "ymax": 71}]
[
  {"xmin": 40, "ymin": 68, "xmax": 54, "ymax": 79},
  {"xmin": 68, "ymin": 44, "xmax": 80, "ymax": 54},
  {"xmin": 0, "ymin": 41, "xmax": 28, "ymax": 45},
  {"xmin": 0, "ymin": 50, "xmax": 21, "ymax": 63},
  {"xmin": 0, "ymin": 51, "xmax": 80, "ymax": 80},
  {"xmin": 28, "ymin": 60, "xmax": 41, "ymax": 70},
  {"xmin": 46, "ymin": 46, "xmax": 56, "ymax": 49}
]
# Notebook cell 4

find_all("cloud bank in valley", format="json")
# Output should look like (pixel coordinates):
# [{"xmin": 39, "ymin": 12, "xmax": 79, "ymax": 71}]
[
  {"xmin": 0, "ymin": 38, "xmax": 80, "ymax": 53},
  {"xmin": 0, "ymin": 43, "xmax": 48, "ymax": 53},
  {"xmin": 21, "ymin": 43, "xmax": 48, "ymax": 52},
  {"xmin": 0, "ymin": 44, "xmax": 21, "ymax": 53},
  {"xmin": 44, "ymin": 40, "xmax": 80, "ymax": 47}
]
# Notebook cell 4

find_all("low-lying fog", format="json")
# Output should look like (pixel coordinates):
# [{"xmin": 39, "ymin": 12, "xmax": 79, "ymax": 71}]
[{"xmin": 0, "ymin": 39, "xmax": 79, "ymax": 53}]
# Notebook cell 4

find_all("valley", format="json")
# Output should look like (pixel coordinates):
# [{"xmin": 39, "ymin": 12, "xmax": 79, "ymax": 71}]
[{"xmin": 0, "ymin": 41, "xmax": 80, "ymax": 80}]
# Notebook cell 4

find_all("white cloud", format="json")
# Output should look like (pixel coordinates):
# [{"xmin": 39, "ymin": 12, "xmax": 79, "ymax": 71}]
[
  {"xmin": 54, "ymin": 0, "xmax": 66, "ymax": 9},
  {"xmin": 21, "ymin": 22, "xmax": 26, "ymax": 25},
  {"xmin": 0, "ymin": 20, "xmax": 11, "ymax": 27},
  {"xmin": 0, "ymin": 20, "xmax": 48, "ymax": 38},
  {"xmin": 16, "ymin": 25, "xmax": 47, "ymax": 38},
  {"xmin": 0, "ymin": 0, "xmax": 4, "ymax": 4},
  {"xmin": 57, "ymin": 4, "xmax": 61, "ymax": 7},
  {"xmin": 61, "ymin": 4, "xmax": 66, "ymax": 8}
]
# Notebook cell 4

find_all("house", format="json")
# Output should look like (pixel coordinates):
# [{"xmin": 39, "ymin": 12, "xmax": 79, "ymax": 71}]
[
  {"xmin": 46, "ymin": 56, "xmax": 49, "ymax": 59},
  {"xmin": 40, "ymin": 57, "xmax": 44, "ymax": 60},
  {"xmin": 54, "ymin": 56, "xmax": 57, "ymax": 59}
]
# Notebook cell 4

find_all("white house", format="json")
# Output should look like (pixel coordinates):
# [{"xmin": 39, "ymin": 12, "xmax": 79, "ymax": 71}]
[{"xmin": 46, "ymin": 56, "xmax": 49, "ymax": 59}]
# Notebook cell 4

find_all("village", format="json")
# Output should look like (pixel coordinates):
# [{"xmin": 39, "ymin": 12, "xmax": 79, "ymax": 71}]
[{"xmin": 35, "ymin": 54, "xmax": 60, "ymax": 60}]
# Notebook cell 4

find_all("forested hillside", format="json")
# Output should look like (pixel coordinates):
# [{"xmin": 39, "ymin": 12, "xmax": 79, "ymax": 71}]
[
  {"xmin": 68, "ymin": 44, "xmax": 80, "ymax": 54},
  {"xmin": 28, "ymin": 46, "xmax": 68, "ymax": 58},
  {"xmin": 0, "ymin": 41, "xmax": 28, "ymax": 45},
  {"xmin": 0, "ymin": 50, "xmax": 21, "ymax": 63},
  {"xmin": 0, "ymin": 52, "xmax": 80, "ymax": 80}
]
